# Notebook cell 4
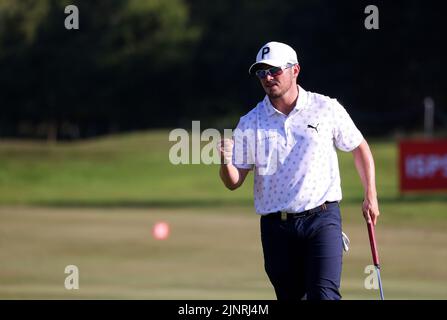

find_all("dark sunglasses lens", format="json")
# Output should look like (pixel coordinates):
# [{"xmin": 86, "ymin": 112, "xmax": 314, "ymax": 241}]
[
  {"xmin": 255, "ymin": 66, "xmax": 284, "ymax": 78},
  {"xmin": 270, "ymin": 67, "xmax": 283, "ymax": 76},
  {"xmin": 256, "ymin": 70, "xmax": 268, "ymax": 78}
]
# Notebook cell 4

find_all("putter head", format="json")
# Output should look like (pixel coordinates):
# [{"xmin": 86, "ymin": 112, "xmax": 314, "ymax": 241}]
[{"xmin": 342, "ymin": 231, "xmax": 350, "ymax": 252}]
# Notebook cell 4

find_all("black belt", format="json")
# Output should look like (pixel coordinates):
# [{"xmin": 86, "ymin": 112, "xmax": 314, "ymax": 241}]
[{"xmin": 264, "ymin": 201, "xmax": 339, "ymax": 221}]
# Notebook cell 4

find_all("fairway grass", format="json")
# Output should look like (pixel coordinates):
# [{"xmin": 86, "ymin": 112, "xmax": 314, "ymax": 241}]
[
  {"xmin": 1, "ymin": 205, "xmax": 447, "ymax": 300},
  {"xmin": 1, "ymin": 130, "xmax": 439, "ymax": 207},
  {"xmin": 1, "ymin": 131, "xmax": 446, "ymax": 299}
]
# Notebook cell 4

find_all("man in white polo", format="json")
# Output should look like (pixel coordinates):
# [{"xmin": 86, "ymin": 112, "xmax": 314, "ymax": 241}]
[{"xmin": 218, "ymin": 41, "xmax": 380, "ymax": 300}]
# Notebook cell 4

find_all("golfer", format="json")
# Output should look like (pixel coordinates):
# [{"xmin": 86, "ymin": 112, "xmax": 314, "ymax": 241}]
[{"xmin": 218, "ymin": 41, "xmax": 380, "ymax": 300}]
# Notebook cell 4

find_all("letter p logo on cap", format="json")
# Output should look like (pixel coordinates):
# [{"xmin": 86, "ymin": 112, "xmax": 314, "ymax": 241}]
[{"xmin": 261, "ymin": 47, "xmax": 270, "ymax": 59}]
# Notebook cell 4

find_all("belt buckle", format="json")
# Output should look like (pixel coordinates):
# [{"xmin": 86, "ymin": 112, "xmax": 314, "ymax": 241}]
[{"xmin": 280, "ymin": 212, "xmax": 287, "ymax": 221}]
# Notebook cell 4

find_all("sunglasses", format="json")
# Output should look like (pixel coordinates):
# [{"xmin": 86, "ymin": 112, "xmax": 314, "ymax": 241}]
[{"xmin": 255, "ymin": 64, "xmax": 294, "ymax": 79}]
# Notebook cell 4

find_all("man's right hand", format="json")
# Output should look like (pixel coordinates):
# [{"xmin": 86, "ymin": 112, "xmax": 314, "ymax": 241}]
[
  {"xmin": 217, "ymin": 138, "xmax": 250, "ymax": 190},
  {"xmin": 217, "ymin": 138, "xmax": 234, "ymax": 165}
]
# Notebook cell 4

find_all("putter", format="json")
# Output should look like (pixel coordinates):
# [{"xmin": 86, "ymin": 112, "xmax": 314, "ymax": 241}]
[
  {"xmin": 342, "ymin": 231, "xmax": 350, "ymax": 252},
  {"xmin": 367, "ymin": 221, "xmax": 384, "ymax": 300}
]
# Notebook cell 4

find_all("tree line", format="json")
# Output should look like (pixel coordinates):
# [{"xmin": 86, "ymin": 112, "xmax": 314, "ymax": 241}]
[{"xmin": 0, "ymin": 0, "xmax": 445, "ymax": 140}]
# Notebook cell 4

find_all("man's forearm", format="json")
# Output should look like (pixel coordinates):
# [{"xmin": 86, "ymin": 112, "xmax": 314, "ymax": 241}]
[
  {"xmin": 353, "ymin": 139, "xmax": 377, "ymax": 198},
  {"xmin": 217, "ymin": 138, "xmax": 250, "ymax": 190},
  {"xmin": 352, "ymin": 139, "xmax": 380, "ymax": 224},
  {"xmin": 219, "ymin": 163, "xmax": 243, "ymax": 190}
]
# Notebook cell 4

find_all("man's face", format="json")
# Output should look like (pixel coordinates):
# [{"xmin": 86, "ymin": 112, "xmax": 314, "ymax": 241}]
[{"xmin": 257, "ymin": 64, "xmax": 299, "ymax": 99}]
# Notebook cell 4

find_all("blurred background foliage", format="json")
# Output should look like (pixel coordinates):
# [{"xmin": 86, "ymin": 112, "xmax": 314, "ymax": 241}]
[{"xmin": 0, "ymin": 0, "xmax": 445, "ymax": 140}]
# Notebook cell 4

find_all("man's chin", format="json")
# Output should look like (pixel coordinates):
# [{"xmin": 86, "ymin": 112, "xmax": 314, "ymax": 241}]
[{"xmin": 266, "ymin": 88, "xmax": 283, "ymax": 99}]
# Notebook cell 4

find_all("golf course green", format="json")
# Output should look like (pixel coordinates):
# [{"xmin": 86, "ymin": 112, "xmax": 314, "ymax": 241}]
[{"xmin": 1, "ymin": 131, "xmax": 446, "ymax": 299}]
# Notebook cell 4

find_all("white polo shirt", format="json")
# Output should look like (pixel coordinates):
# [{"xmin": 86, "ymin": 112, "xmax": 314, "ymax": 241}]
[{"xmin": 232, "ymin": 86, "xmax": 364, "ymax": 215}]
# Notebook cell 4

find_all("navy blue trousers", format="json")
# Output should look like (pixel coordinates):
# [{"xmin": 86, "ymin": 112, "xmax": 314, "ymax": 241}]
[{"xmin": 260, "ymin": 202, "xmax": 343, "ymax": 300}]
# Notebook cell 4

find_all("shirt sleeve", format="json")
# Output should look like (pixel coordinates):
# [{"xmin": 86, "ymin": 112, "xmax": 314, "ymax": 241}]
[
  {"xmin": 232, "ymin": 117, "xmax": 255, "ymax": 170},
  {"xmin": 331, "ymin": 99, "xmax": 364, "ymax": 152}
]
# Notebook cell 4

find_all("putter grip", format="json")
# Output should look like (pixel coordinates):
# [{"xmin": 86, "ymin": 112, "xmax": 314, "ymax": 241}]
[{"xmin": 367, "ymin": 222, "xmax": 380, "ymax": 266}]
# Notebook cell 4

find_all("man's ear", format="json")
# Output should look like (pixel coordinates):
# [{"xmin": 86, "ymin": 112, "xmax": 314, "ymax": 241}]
[{"xmin": 293, "ymin": 65, "xmax": 300, "ymax": 82}]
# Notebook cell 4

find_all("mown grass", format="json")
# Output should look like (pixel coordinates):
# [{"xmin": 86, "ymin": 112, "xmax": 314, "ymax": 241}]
[
  {"xmin": 0, "ymin": 131, "xmax": 446, "ymax": 299},
  {"xmin": 0, "ymin": 131, "xmax": 445, "ymax": 208},
  {"xmin": 1, "ymin": 206, "xmax": 447, "ymax": 299}
]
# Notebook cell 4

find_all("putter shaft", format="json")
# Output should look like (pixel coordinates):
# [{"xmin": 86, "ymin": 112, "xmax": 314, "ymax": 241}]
[{"xmin": 375, "ymin": 266, "xmax": 384, "ymax": 300}]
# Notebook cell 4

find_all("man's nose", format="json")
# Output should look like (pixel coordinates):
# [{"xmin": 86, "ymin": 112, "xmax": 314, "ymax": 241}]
[{"xmin": 265, "ymin": 74, "xmax": 274, "ymax": 81}]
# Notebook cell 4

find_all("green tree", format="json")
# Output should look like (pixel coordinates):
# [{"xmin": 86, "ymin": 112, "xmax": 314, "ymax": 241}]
[{"xmin": 0, "ymin": 0, "xmax": 200, "ymax": 139}]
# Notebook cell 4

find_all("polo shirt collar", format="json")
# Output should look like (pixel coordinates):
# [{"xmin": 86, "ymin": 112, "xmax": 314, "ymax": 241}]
[{"xmin": 263, "ymin": 85, "xmax": 308, "ymax": 116}]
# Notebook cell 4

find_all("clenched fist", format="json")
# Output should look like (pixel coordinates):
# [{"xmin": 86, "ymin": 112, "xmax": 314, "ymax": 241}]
[{"xmin": 217, "ymin": 138, "xmax": 234, "ymax": 164}]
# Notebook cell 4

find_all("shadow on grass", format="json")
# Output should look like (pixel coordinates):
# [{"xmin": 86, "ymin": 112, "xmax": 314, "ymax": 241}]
[
  {"xmin": 34, "ymin": 198, "xmax": 254, "ymax": 209},
  {"xmin": 27, "ymin": 193, "xmax": 447, "ymax": 209},
  {"xmin": 342, "ymin": 194, "xmax": 447, "ymax": 205}
]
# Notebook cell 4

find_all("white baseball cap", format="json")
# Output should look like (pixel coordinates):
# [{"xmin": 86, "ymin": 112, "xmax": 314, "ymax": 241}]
[{"xmin": 248, "ymin": 41, "xmax": 299, "ymax": 75}]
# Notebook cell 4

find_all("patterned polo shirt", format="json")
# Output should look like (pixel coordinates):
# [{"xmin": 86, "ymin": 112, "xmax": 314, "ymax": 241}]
[{"xmin": 232, "ymin": 86, "xmax": 364, "ymax": 215}]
